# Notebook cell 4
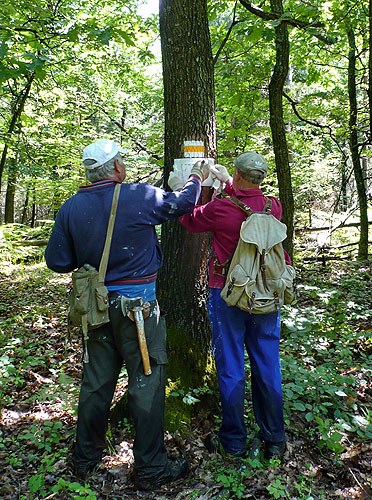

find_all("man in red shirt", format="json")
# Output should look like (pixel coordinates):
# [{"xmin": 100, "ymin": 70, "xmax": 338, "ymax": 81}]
[{"xmin": 179, "ymin": 152, "xmax": 288, "ymax": 460}]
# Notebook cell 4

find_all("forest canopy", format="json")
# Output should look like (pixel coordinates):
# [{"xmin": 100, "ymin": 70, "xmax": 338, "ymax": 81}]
[{"xmin": 0, "ymin": 0, "xmax": 370, "ymax": 260}]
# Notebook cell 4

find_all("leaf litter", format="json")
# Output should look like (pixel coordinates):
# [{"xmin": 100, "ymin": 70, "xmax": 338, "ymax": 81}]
[{"xmin": 0, "ymin": 260, "xmax": 371, "ymax": 499}]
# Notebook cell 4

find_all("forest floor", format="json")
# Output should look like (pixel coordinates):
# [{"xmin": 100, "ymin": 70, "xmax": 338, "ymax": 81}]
[{"xmin": 0, "ymin": 256, "xmax": 372, "ymax": 500}]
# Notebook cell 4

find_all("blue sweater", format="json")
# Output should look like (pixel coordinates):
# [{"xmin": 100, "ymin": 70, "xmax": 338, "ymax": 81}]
[{"xmin": 45, "ymin": 178, "xmax": 201, "ymax": 284}]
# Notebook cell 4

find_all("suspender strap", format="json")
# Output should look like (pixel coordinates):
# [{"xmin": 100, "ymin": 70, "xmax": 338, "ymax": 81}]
[{"xmin": 98, "ymin": 183, "xmax": 121, "ymax": 283}]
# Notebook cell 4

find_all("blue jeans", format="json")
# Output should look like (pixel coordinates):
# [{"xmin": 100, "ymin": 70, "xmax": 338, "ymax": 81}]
[{"xmin": 207, "ymin": 288, "xmax": 285, "ymax": 454}]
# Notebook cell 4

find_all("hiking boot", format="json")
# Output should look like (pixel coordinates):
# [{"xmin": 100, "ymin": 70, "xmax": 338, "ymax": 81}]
[
  {"xmin": 263, "ymin": 439, "xmax": 287, "ymax": 460},
  {"xmin": 133, "ymin": 456, "xmax": 189, "ymax": 491},
  {"xmin": 204, "ymin": 433, "xmax": 246, "ymax": 458},
  {"xmin": 247, "ymin": 436, "xmax": 262, "ymax": 460},
  {"xmin": 204, "ymin": 433, "xmax": 223, "ymax": 454},
  {"xmin": 71, "ymin": 461, "xmax": 101, "ymax": 480}
]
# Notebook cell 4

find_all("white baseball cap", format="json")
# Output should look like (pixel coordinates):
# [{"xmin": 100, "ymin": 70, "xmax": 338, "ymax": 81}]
[{"xmin": 82, "ymin": 139, "xmax": 127, "ymax": 169}]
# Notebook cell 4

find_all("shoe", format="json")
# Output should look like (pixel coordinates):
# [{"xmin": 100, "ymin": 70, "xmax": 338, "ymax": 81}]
[
  {"xmin": 71, "ymin": 461, "xmax": 100, "ymax": 480},
  {"xmin": 133, "ymin": 456, "xmax": 189, "ymax": 491},
  {"xmin": 263, "ymin": 440, "xmax": 287, "ymax": 460},
  {"xmin": 247, "ymin": 436, "xmax": 262, "ymax": 460},
  {"xmin": 204, "ymin": 433, "xmax": 223, "ymax": 454},
  {"xmin": 204, "ymin": 433, "xmax": 246, "ymax": 458}
]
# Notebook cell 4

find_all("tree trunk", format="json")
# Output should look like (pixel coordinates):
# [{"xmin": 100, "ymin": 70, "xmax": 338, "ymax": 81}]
[
  {"xmin": 340, "ymin": 160, "xmax": 348, "ymax": 212},
  {"xmin": 369, "ymin": 0, "xmax": 372, "ymax": 143},
  {"xmin": 31, "ymin": 184, "xmax": 36, "ymax": 228},
  {"xmin": 268, "ymin": 0, "xmax": 294, "ymax": 260},
  {"xmin": 347, "ymin": 28, "xmax": 369, "ymax": 261},
  {"xmin": 0, "ymin": 73, "xmax": 35, "ymax": 197},
  {"xmin": 21, "ymin": 187, "xmax": 30, "ymax": 225},
  {"xmin": 158, "ymin": 0, "xmax": 217, "ymax": 426},
  {"xmin": 4, "ymin": 159, "xmax": 18, "ymax": 224}
]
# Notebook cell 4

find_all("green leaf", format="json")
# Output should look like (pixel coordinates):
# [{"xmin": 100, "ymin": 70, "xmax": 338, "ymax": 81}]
[
  {"xmin": 247, "ymin": 26, "xmax": 264, "ymax": 42},
  {"xmin": 98, "ymin": 27, "xmax": 112, "ymax": 45},
  {"xmin": 0, "ymin": 42, "xmax": 8, "ymax": 58},
  {"xmin": 117, "ymin": 30, "xmax": 136, "ymax": 46},
  {"xmin": 293, "ymin": 401, "xmax": 306, "ymax": 411},
  {"xmin": 335, "ymin": 390, "xmax": 347, "ymax": 397},
  {"xmin": 67, "ymin": 28, "xmax": 79, "ymax": 42}
]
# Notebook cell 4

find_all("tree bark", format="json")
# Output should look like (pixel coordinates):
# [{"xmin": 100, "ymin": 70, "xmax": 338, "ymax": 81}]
[
  {"xmin": 4, "ymin": 158, "xmax": 18, "ymax": 223},
  {"xmin": 369, "ymin": 0, "xmax": 372, "ymax": 143},
  {"xmin": 21, "ymin": 187, "xmax": 30, "ymax": 225},
  {"xmin": 12, "ymin": 239, "xmax": 48, "ymax": 246},
  {"xmin": 347, "ymin": 28, "xmax": 369, "ymax": 261},
  {"xmin": 158, "ymin": 0, "xmax": 216, "ymax": 411},
  {"xmin": 239, "ymin": 0, "xmax": 294, "ymax": 259},
  {"xmin": 268, "ymin": 0, "xmax": 294, "ymax": 259},
  {"xmin": 340, "ymin": 160, "xmax": 348, "ymax": 212},
  {"xmin": 0, "ymin": 73, "xmax": 35, "ymax": 198},
  {"xmin": 31, "ymin": 184, "xmax": 36, "ymax": 228}
]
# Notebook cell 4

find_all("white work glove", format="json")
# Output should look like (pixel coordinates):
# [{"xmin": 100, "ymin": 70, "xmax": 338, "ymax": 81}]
[
  {"xmin": 210, "ymin": 164, "xmax": 231, "ymax": 183},
  {"xmin": 189, "ymin": 160, "xmax": 210, "ymax": 183},
  {"xmin": 168, "ymin": 171, "xmax": 185, "ymax": 191}
]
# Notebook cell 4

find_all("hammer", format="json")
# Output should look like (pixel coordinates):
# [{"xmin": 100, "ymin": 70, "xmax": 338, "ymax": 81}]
[{"xmin": 124, "ymin": 297, "xmax": 152, "ymax": 376}]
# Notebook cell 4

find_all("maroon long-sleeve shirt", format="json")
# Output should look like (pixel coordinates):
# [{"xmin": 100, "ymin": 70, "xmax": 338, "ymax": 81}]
[{"xmin": 179, "ymin": 179, "xmax": 291, "ymax": 289}]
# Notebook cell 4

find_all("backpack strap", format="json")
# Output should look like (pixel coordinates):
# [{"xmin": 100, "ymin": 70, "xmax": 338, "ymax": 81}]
[
  {"xmin": 212, "ymin": 251, "xmax": 232, "ymax": 277},
  {"xmin": 219, "ymin": 190, "xmax": 253, "ymax": 216},
  {"xmin": 215, "ymin": 191, "xmax": 273, "ymax": 281},
  {"xmin": 219, "ymin": 190, "xmax": 272, "ymax": 217},
  {"xmin": 263, "ymin": 197, "xmax": 272, "ymax": 214},
  {"xmin": 212, "ymin": 191, "xmax": 255, "ymax": 276},
  {"xmin": 98, "ymin": 183, "xmax": 121, "ymax": 283}
]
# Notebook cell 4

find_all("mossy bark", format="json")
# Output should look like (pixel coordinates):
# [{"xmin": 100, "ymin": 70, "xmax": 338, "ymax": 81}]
[
  {"xmin": 110, "ymin": 0, "xmax": 218, "ymax": 431},
  {"xmin": 158, "ymin": 0, "xmax": 218, "ymax": 428}
]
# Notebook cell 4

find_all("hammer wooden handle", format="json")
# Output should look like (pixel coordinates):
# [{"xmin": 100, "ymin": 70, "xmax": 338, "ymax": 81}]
[{"xmin": 133, "ymin": 308, "xmax": 152, "ymax": 376}]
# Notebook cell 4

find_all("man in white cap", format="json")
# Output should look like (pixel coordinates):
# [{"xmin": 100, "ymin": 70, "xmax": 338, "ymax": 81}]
[
  {"xmin": 45, "ymin": 138, "xmax": 209, "ymax": 489},
  {"xmin": 179, "ymin": 151, "xmax": 290, "ymax": 461}
]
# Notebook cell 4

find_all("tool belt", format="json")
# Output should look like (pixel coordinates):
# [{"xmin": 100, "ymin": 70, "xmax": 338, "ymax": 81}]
[{"xmin": 119, "ymin": 296, "xmax": 151, "ymax": 320}]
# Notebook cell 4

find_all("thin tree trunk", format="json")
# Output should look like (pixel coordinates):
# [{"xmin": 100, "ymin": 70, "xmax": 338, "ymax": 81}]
[
  {"xmin": 369, "ymin": 0, "xmax": 372, "ymax": 143},
  {"xmin": 4, "ymin": 159, "xmax": 18, "ymax": 224},
  {"xmin": 0, "ymin": 73, "xmax": 35, "ymax": 196},
  {"xmin": 347, "ymin": 28, "xmax": 369, "ymax": 261},
  {"xmin": 21, "ymin": 187, "xmax": 30, "ymax": 224},
  {"xmin": 31, "ymin": 184, "xmax": 36, "ymax": 228},
  {"xmin": 340, "ymin": 160, "xmax": 348, "ymax": 212},
  {"xmin": 268, "ymin": 0, "xmax": 294, "ymax": 260}
]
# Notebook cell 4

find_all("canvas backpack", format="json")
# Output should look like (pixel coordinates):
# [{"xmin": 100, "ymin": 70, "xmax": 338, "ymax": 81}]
[
  {"xmin": 68, "ymin": 183, "xmax": 121, "ymax": 362},
  {"xmin": 220, "ymin": 195, "xmax": 296, "ymax": 314}
]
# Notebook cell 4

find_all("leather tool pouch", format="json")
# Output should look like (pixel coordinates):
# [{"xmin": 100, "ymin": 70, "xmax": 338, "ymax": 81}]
[{"xmin": 120, "ymin": 296, "xmax": 151, "ymax": 320}]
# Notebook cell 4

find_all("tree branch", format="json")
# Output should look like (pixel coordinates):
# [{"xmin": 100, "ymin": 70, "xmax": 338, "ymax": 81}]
[
  {"xmin": 283, "ymin": 91, "xmax": 347, "ymax": 158},
  {"xmin": 213, "ymin": 1, "xmax": 241, "ymax": 65},
  {"xmin": 99, "ymin": 108, "xmax": 163, "ymax": 161},
  {"xmin": 238, "ymin": 0, "xmax": 334, "ymax": 44},
  {"xmin": 134, "ymin": 168, "xmax": 162, "ymax": 183},
  {"xmin": 295, "ymin": 220, "xmax": 372, "ymax": 233}
]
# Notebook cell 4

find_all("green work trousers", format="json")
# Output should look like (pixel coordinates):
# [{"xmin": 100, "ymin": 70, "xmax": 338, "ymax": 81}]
[{"xmin": 71, "ymin": 296, "xmax": 168, "ymax": 477}]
